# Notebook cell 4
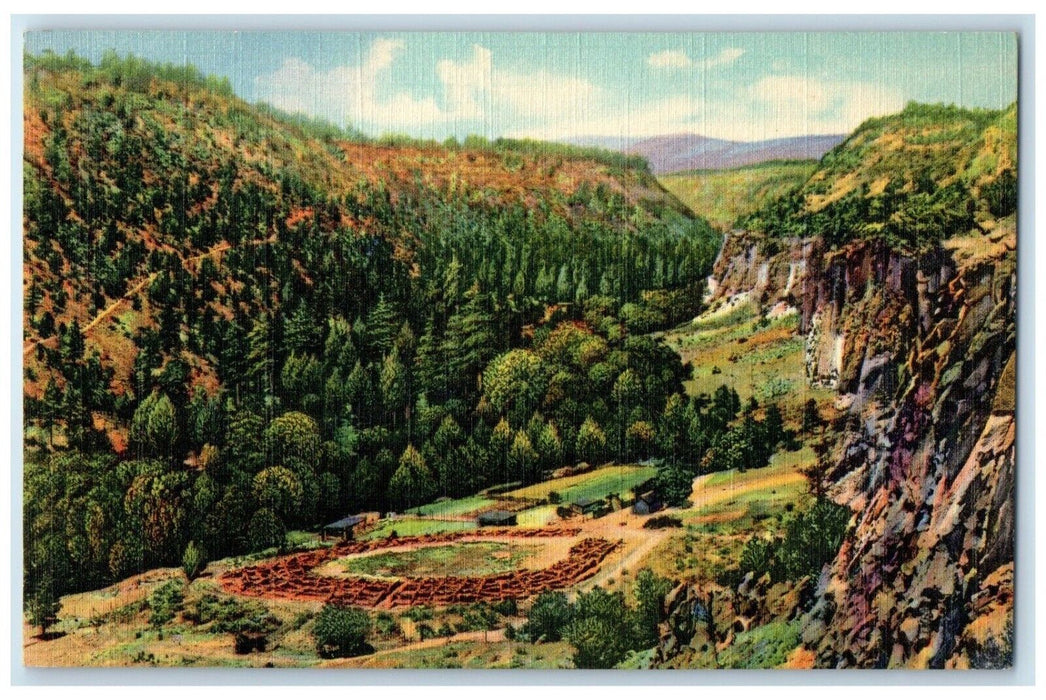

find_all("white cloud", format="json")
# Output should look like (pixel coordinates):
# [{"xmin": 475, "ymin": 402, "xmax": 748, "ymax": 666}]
[
  {"xmin": 255, "ymin": 40, "xmax": 607, "ymax": 136},
  {"xmin": 435, "ymin": 44, "xmax": 492, "ymax": 121},
  {"xmin": 698, "ymin": 47, "xmax": 745, "ymax": 69},
  {"xmin": 256, "ymin": 39, "xmax": 447, "ymax": 129},
  {"xmin": 647, "ymin": 47, "xmax": 745, "ymax": 70},
  {"xmin": 647, "ymin": 50, "xmax": 692, "ymax": 69},
  {"xmin": 738, "ymin": 75, "xmax": 905, "ymax": 138}
]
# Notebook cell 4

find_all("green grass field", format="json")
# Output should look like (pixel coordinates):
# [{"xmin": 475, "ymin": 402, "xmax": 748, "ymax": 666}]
[
  {"xmin": 360, "ymin": 518, "xmax": 477, "ymax": 541},
  {"xmin": 516, "ymin": 504, "xmax": 558, "ymax": 527},
  {"xmin": 662, "ymin": 310, "xmax": 834, "ymax": 419},
  {"xmin": 405, "ymin": 495, "xmax": 496, "ymax": 518},
  {"xmin": 337, "ymin": 541, "xmax": 544, "ymax": 579},
  {"xmin": 659, "ymin": 160, "xmax": 816, "ymax": 230},
  {"xmin": 503, "ymin": 465, "xmax": 658, "ymax": 503}
]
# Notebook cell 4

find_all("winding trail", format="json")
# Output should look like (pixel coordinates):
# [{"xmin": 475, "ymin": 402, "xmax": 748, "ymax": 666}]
[{"xmin": 23, "ymin": 237, "xmax": 275, "ymax": 357}]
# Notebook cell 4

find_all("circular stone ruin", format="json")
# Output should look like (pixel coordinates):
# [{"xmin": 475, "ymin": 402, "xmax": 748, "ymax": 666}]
[{"xmin": 218, "ymin": 526, "xmax": 620, "ymax": 609}]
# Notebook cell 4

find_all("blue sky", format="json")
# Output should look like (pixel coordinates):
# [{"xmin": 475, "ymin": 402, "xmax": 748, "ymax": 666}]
[{"xmin": 24, "ymin": 31, "xmax": 1017, "ymax": 142}]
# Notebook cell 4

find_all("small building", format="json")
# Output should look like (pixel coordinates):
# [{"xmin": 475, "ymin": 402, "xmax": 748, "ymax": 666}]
[
  {"xmin": 322, "ymin": 514, "xmax": 367, "ymax": 541},
  {"xmin": 633, "ymin": 490, "xmax": 663, "ymax": 515},
  {"xmin": 477, "ymin": 510, "xmax": 518, "ymax": 527},
  {"xmin": 570, "ymin": 497, "xmax": 603, "ymax": 518}
]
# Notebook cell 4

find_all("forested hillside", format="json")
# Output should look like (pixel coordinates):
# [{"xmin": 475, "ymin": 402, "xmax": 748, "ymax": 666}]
[
  {"xmin": 739, "ymin": 102, "xmax": 1017, "ymax": 251},
  {"xmin": 22, "ymin": 52, "xmax": 722, "ymax": 600}
]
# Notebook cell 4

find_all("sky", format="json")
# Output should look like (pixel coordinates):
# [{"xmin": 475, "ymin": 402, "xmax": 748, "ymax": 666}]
[{"xmin": 23, "ymin": 31, "xmax": 1018, "ymax": 143}]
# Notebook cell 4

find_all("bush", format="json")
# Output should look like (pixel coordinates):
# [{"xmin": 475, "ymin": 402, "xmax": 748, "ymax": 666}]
[
  {"xmin": 564, "ymin": 587, "xmax": 640, "ymax": 668},
  {"xmin": 186, "ymin": 594, "xmax": 279, "ymax": 636},
  {"xmin": 234, "ymin": 630, "xmax": 269, "ymax": 654},
  {"xmin": 374, "ymin": 611, "xmax": 398, "ymax": 638},
  {"xmin": 459, "ymin": 603, "xmax": 499, "ymax": 631},
  {"xmin": 403, "ymin": 605, "xmax": 433, "ymax": 622},
  {"xmin": 148, "ymin": 579, "xmax": 185, "ymax": 628},
  {"xmin": 492, "ymin": 597, "xmax": 518, "ymax": 617},
  {"xmin": 642, "ymin": 515, "xmax": 682, "ymax": 530},
  {"xmin": 522, "ymin": 591, "xmax": 571, "ymax": 643},
  {"xmin": 313, "ymin": 604, "xmax": 373, "ymax": 658},
  {"xmin": 725, "ymin": 498, "xmax": 851, "ymax": 584},
  {"xmin": 566, "ymin": 614, "xmax": 633, "ymax": 669}
]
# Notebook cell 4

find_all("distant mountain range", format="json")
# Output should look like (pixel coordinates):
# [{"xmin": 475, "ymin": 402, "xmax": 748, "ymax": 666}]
[{"xmin": 570, "ymin": 133, "xmax": 847, "ymax": 174}]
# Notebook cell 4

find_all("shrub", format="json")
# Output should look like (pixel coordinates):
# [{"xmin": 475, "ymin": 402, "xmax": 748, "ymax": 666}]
[
  {"xmin": 642, "ymin": 515, "xmax": 682, "ymax": 529},
  {"xmin": 374, "ymin": 611, "xmax": 397, "ymax": 638},
  {"xmin": 492, "ymin": 597, "xmax": 518, "ymax": 616},
  {"xmin": 564, "ymin": 587, "xmax": 644, "ymax": 668},
  {"xmin": 234, "ymin": 630, "xmax": 269, "ymax": 654},
  {"xmin": 460, "ymin": 602, "xmax": 499, "ymax": 631},
  {"xmin": 186, "ymin": 593, "xmax": 281, "ymax": 653},
  {"xmin": 725, "ymin": 498, "xmax": 851, "ymax": 585},
  {"xmin": 148, "ymin": 579, "xmax": 185, "ymax": 628},
  {"xmin": 403, "ymin": 605, "xmax": 433, "ymax": 622},
  {"xmin": 566, "ymin": 614, "xmax": 633, "ymax": 669},
  {"xmin": 313, "ymin": 604, "xmax": 372, "ymax": 658},
  {"xmin": 523, "ymin": 591, "xmax": 571, "ymax": 643}
]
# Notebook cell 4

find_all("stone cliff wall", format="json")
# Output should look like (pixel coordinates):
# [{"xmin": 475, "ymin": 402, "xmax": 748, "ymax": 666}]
[{"xmin": 660, "ymin": 224, "xmax": 1016, "ymax": 668}]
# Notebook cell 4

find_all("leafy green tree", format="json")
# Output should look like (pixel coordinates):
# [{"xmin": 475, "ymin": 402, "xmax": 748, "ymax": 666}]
[
  {"xmin": 313, "ymin": 604, "xmax": 372, "ymax": 658},
  {"xmin": 575, "ymin": 416, "xmax": 607, "ymax": 464},
  {"xmin": 632, "ymin": 568, "xmax": 672, "ymax": 648},
  {"xmin": 536, "ymin": 421, "xmax": 564, "ymax": 470},
  {"xmin": 508, "ymin": 430, "xmax": 540, "ymax": 485},
  {"xmin": 247, "ymin": 507, "xmax": 285, "ymax": 552},
  {"xmin": 252, "ymin": 466, "xmax": 304, "ymax": 519},
  {"xmin": 246, "ymin": 315, "xmax": 275, "ymax": 400},
  {"xmin": 130, "ymin": 391, "xmax": 180, "ymax": 459},
  {"xmin": 264, "ymin": 412, "xmax": 321, "ymax": 474},
  {"xmin": 365, "ymin": 294, "xmax": 399, "ymax": 358},
  {"xmin": 565, "ymin": 587, "xmax": 638, "ymax": 668},
  {"xmin": 123, "ymin": 461, "xmax": 190, "ymax": 564},
  {"xmin": 523, "ymin": 591, "xmax": 571, "ymax": 642},
  {"xmin": 379, "ymin": 346, "xmax": 409, "ymax": 426},
  {"xmin": 625, "ymin": 420, "xmax": 655, "ymax": 461},
  {"xmin": 386, "ymin": 444, "xmax": 435, "ymax": 510},
  {"xmin": 483, "ymin": 349, "xmax": 545, "ymax": 426},
  {"xmin": 224, "ymin": 409, "xmax": 266, "ymax": 474},
  {"xmin": 656, "ymin": 463, "xmax": 693, "ymax": 508}
]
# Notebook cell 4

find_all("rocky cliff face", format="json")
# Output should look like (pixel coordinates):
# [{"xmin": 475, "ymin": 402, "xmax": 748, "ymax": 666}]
[{"xmin": 661, "ymin": 221, "xmax": 1016, "ymax": 668}]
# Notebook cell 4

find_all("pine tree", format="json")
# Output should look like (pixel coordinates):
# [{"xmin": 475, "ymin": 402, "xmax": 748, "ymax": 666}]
[
  {"xmin": 365, "ymin": 294, "xmax": 399, "ymax": 359},
  {"xmin": 387, "ymin": 444, "xmax": 435, "ymax": 510},
  {"xmin": 379, "ymin": 347, "xmax": 409, "ymax": 427}
]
